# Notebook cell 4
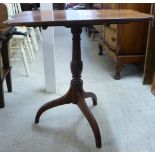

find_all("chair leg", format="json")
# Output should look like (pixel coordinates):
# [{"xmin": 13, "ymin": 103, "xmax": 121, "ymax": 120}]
[
  {"xmin": 35, "ymin": 27, "xmax": 42, "ymax": 41},
  {"xmin": 26, "ymin": 36, "xmax": 36, "ymax": 61},
  {"xmin": 5, "ymin": 73, "xmax": 12, "ymax": 92},
  {"xmin": 0, "ymin": 83, "xmax": 5, "ymax": 108},
  {"xmin": 30, "ymin": 28, "xmax": 38, "ymax": 52},
  {"xmin": 20, "ymin": 43, "xmax": 30, "ymax": 77},
  {"xmin": 1, "ymin": 39, "xmax": 12, "ymax": 92},
  {"xmin": 24, "ymin": 39, "xmax": 33, "ymax": 63}
]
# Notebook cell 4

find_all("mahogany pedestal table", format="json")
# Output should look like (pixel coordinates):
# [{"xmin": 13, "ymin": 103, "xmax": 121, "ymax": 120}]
[{"xmin": 4, "ymin": 10, "xmax": 152, "ymax": 148}]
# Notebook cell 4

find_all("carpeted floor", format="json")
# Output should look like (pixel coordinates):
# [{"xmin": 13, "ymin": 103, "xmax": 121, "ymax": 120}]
[{"xmin": 1, "ymin": 27, "xmax": 155, "ymax": 152}]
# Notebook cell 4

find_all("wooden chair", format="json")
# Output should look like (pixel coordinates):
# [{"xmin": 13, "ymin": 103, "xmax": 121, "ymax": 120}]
[
  {"xmin": 143, "ymin": 4, "xmax": 155, "ymax": 95},
  {"xmin": 5, "ymin": 3, "xmax": 35, "ymax": 76},
  {"xmin": 152, "ymin": 74, "xmax": 155, "ymax": 96},
  {"xmin": 0, "ymin": 3, "xmax": 13, "ymax": 108}
]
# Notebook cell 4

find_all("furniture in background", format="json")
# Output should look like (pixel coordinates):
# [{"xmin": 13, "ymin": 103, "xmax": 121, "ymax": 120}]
[
  {"xmin": 152, "ymin": 74, "xmax": 155, "ymax": 96},
  {"xmin": 0, "ymin": 27, "xmax": 13, "ymax": 108},
  {"xmin": 53, "ymin": 3, "xmax": 65, "ymax": 10},
  {"xmin": 0, "ymin": 3, "xmax": 13, "ymax": 108},
  {"xmin": 20, "ymin": 3, "xmax": 40, "ymax": 11},
  {"xmin": 5, "ymin": 9, "xmax": 152, "ymax": 148},
  {"xmin": 3, "ymin": 3, "xmax": 42, "ymax": 76},
  {"xmin": 93, "ymin": 3, "xmax": 151, "ymax": 79},
  {"xmin": 3, "ymin": 3, "xmax": 33, "ymax": 76},
  {"xmin": 143, "ymin": 4, "xmax": 155, "ymax": 95},
  {"xmin": 7, "ymin": 3, "xmax": 40, "ymax": 52}
]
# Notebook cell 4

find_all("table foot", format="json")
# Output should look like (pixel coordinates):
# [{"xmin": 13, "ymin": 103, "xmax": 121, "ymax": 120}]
[
  {"xmin": 35, "ymin": 91, "xmax": 72, "ymax": 123},
  {"xmin": 84, "ymin": 92, "xmax": 97, "ymax": 106},
  {"xmin": 114, "ymin": 72, "xmax": 121, "ymax": 80},
  {"xmin": 77, "ymin": 93, "xmax": 101, "ymax": 148}
]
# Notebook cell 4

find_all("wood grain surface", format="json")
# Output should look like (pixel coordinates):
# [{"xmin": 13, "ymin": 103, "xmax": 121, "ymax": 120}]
[{"xmin": 4, "ymin": 10, "xmax": 153, "ymax": 27}]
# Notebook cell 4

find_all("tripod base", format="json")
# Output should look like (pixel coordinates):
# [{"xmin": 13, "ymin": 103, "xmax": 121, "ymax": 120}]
[
  {"xmin": 35, "ymin": 26, "xmax": 101, "ymax": 148},
  {"xmin": 35, "ymin": 83, "xmax": 101, "ymax": 148}
]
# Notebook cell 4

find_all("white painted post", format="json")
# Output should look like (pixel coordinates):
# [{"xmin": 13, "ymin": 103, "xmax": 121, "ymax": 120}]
[{"xmin": 40, "ymin": 3, "xmax": 56, "ymax": 93}]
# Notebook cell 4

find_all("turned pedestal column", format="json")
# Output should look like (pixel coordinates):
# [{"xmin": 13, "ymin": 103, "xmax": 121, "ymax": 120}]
[{"xmin": 35, "ymin": 27, "xmax": 101, "ymax": 148}]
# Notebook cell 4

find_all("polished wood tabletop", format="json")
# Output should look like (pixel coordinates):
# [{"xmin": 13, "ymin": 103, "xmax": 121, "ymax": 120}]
[{"xmin": 4, "ymin": 10, "xmax": 153, "ymax": 27}]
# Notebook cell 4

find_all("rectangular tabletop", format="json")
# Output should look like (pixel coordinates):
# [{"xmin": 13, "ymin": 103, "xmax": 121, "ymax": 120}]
[{"xmin": 4, "ymin": 10, "xmax": 153, "ymax": 27}]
